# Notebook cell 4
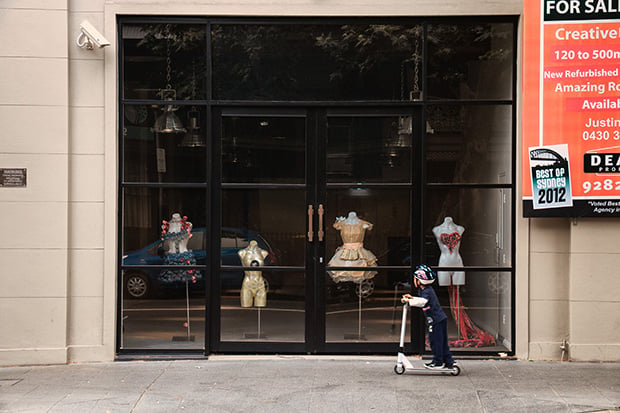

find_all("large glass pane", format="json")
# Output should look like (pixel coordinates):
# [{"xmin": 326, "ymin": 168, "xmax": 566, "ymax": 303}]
[
  {"xmin": 123, "ymin": 104, "xmax": 207, "ymax": 183},
  {"xmin": 221, "ymin": 189, "xmax": 306, "ymax": 268},
  {"xmin": 425, "ymin": 105, "xmax": 512, "ymax": 184},
  {"xmin": 122, "ymin": 24, "xmax": 207, "ymax": 100},
  {"xmin": 222, "ymin": 115, "xmax": 305, "ymax": 184},
  {"xmin": 212, "ymin": 23, "xmax": 422, "ymax": 101},
  {"xmin": 325, "ymin": 188, "xmax": 411, "ymax": 342},
  {"xmin": 424, "ymin": 272, "xmax": 512, "ymax": 353},
  {"xmin": 427, "ymin": 22, "xmax": 514, "ymax": 100},
  {"xmin": 325, "ymin": 270, "xmax": 411, "ymax": 343},
  {"xmin": 120, "ymin": 187, "xmax": 207, "ymax": 349},
  {"xmin": 327, "ymin": 115, "xmax": 412, "ymax": 183},
  {"xmin": 122, "ymin": 187, "xmax": 206, "ymax": 254},
  {"xmin": 220, "ymin": 270, "xmax": 305, "ymax": 342},
  {"xmin": 325, "ymin": 188, "xmax": 411, "ymax": 268},
  {"xmin": 424, "ymin": 188, "xmax": 512, "ymax": 267},
  {"xmin": 121, "ymin": 272, "xmax": 206, "ymax": 349}
]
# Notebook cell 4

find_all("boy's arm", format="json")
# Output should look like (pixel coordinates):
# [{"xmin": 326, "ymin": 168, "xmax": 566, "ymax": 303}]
[
  {"xmin": 407, "ymin": 296, "xmax": 429, "ymax": 307},
  {"xmin": 401, "ymin": 294, "xmax": 428, "ymax": 307}
]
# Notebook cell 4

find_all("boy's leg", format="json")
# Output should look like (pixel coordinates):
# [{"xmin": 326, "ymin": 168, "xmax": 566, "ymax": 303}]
[
  {"xmin": 440, "ymin": 320, "xmax": 455, "ymax": 366},
  {"xmin": 428, "ymin": 322, "xmax": 444, "ymax": 366}
]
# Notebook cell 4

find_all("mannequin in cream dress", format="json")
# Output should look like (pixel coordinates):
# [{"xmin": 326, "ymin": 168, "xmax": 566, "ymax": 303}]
[
  {"xmin": 238, "ymin": 240, "xmax": 269, "ymax": 307},
  {"xmin": 432, "ymin": 217, "xmax": 465, "ymax": 286},
  {"xmin": 327, "ymin": 212, "xmax": 377, "ymax": 283}
]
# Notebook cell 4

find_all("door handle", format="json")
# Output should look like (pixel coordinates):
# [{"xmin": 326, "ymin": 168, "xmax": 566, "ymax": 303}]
[
  {"xmin": 307, "ymin": 205, "xmax": 314, "ymax": 242},
  {"xmin": 318, "ymin": 204, "xmax": 324, "ymax": 242}
]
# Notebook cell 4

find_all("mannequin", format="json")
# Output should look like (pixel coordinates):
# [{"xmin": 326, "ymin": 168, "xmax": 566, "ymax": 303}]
[
  {"xmin": 238, "ymin": 240, "xmax": 269, "ymax": 307},
  {"xmin": 159, "ymin": 213, "xmax": 196, "ymax": 282},
  {"xmin": 432, "ymin": 217, "xmax": 465, "ymax": 286},
  {"xmin": 327, "ymin": 211, "xmax": 377, "ymax": 282},
  {"xmin": 161, "ymin": 213, "xmax": 192, "ymax": 255},
  {"xmin": 160, "ymin": 213, "xmax": 196, "ymax": 339}
]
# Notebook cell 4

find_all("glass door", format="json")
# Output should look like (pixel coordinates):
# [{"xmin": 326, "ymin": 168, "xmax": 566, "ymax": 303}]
[
  {"xmin": 320, "ymin": 110, "xmax": 418, "ymax": 353},
  {"xmin": 217, "ymin": 109, "xmax": 310, "ymax": 352},
  {"xmin": 216, "ymin": 108, "xmax": 418, "ymax": 354}
]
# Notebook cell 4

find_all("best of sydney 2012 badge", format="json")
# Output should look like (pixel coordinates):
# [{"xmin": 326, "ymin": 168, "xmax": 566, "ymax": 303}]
[{"xmin": 529, "ymin": 144, "xmax": 573, "ymax": 209}]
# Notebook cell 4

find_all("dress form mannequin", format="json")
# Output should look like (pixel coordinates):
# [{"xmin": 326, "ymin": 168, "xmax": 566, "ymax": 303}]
[
  {"xmin": 162, "ymin": 213, "xmax": 192, "ymax": 254},
  {"xmin": 159, "ymin": 213, "xmax": 196, "ymax": 283},
  {"xmin": 238, "ymin": 240, "xmax": 269, "ymax": 308},
  {"xmin": 432, "ymin": 217, "xmax": 465, "ymax": 286},
  {"xmin": 327, "ymin": 211, "xmax": 377, "ymax": 282},
  {"xmin": 160, "ymin": 213, "xmax": 195, "ymax": 339},
  {"xmin": 344, "ymin": 211, "xmax": 360, "ymax": 224}
]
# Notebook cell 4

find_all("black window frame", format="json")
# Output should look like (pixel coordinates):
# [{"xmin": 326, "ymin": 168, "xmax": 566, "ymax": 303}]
[{"xmin": 117, "ymin": 15, "xmax": 518, "ymax": 358}]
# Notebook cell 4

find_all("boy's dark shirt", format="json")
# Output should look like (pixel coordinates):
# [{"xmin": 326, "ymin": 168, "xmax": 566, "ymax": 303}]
[{"xmin": 418, "ymin": 286, "xmax": 447, "ymax": 325}]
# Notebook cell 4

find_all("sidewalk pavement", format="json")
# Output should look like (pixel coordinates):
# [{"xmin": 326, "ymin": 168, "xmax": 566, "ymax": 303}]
[{"xmin": 1, "ymin": 356, "xmax": 618, "ymax": 413}]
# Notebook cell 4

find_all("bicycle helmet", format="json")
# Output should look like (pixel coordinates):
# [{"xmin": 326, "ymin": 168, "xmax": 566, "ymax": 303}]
[{"xmin": 412, "ymin": 264, "xmax": 436, "ymax": 285}]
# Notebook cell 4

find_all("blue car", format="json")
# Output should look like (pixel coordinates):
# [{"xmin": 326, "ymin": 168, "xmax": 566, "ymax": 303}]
[{"xmin": 122, "ymin": 227, "xmax": 278, "ymax": 298}]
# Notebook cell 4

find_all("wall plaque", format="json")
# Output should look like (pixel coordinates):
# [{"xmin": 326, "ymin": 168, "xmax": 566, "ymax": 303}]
[{"xmin": 0, "ymin": 168, "xmax": 27, "ymax": 187}]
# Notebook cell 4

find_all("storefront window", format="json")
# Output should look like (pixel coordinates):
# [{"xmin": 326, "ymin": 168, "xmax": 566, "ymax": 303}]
[
  {"xmin": 324, "ymin": 190, "xmax": 412, "ymax": 343},
  {"xmin": 212, "ymin": 23, "xmax": 422, "ymax": 101},
  {"xmin": 327, "ymin": 115, "xmax": 412, "ymax": 183},
  {"xmin": 424, "ymin": 188, "xmax": 512, "ymax": 267},
  {"xmin": 426, "ymin": 22, "xmax": 514, "ymax": 100},
  {"xmin": 425, "ymin": 271, "xmax": 512, "ymax": 352},
  {"xmin": 222, "ymin": 115, "xmax": 305, "ymax": 184},
  {"xmin": 119, "ymin": 17, "xmax": 516, "ymax": 356},
  {"xmin": 425, "ymin": 105, "xmax": 512, "ymax": 184},
  {"xmin": 122, "ymin": 24, "xmax": 207, "ymax": 100},
  {"xmin": 123, "ymin": 105, "xmax": 207, "ymax": 183},
  {"xmin": 221, "ymin": 189, "xmax": 306, "ymax": 268},
  {"xmin": 120, "ymin": 188, "xmax": 206, "ymax": 349}
]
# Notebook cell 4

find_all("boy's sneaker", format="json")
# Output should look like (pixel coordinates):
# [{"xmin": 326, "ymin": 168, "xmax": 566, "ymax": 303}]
[{"xmin": 424, "ymin": 362, "xmax": 445, "ymax": 370}]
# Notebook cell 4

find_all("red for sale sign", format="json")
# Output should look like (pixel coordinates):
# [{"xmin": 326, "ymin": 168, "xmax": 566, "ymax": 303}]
[{"xmin": 523, "ymin": 0, "xmax": 620, "ymax": 216}]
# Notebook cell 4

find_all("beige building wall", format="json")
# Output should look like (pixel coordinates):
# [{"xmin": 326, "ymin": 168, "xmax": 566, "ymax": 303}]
[
  {"xmin": 569, "ymin": 220, "xmax": 620, "ymax": 361},
  {"xmin": 67, "ymin": 0, "xmax": 112, "ymax": 363},
  {"xmin": 528, "ymin": 219, "xmax": 570, "ymax": 359},
  {"xmin": 0, "ymin": 0, "xmax": 70, "ymax": 365},
  {"xmin": 0, "ymin": 0, "xmax": 618, "ymax": 366}
]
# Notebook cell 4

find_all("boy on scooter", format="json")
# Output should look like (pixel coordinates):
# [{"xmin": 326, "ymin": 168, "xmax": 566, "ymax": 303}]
[{"xmin": 401, "ymin": 264, "xmax": 456, "ymax": 369}]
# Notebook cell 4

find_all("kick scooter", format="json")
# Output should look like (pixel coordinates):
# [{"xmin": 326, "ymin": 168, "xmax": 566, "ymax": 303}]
[{"xmin": 394, "ymin": 301, "xmax": 461, "ymax": 376}]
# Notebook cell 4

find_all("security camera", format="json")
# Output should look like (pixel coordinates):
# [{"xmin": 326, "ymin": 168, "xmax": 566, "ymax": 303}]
[{"xmin": 76, "ymin": 20, "xmax": 110, "ymax": 49}]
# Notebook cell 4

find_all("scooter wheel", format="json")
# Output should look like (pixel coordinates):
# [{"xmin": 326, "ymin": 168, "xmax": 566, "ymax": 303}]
[
  {"xmin": 394, "ymin": 364, "xmax": 405, "ymax": 375},
  {"xmin": 450, "ymin": 365, "xmax": 461, "ymax": 376}
]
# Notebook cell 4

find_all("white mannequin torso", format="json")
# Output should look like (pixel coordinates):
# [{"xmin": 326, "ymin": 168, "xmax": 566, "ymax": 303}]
[{"xmin": 432, "ymin": 217, "xmax": 465, "ymax": 286}]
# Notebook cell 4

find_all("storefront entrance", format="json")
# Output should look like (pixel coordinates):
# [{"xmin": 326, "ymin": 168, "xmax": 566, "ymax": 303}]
[
  {"xmin": 215, "ymin": 108, "xmax": 419, "ymax": 354},
  {"xmin": 118, "ymin": 17, "xmax": 516, "ymax": 357}
]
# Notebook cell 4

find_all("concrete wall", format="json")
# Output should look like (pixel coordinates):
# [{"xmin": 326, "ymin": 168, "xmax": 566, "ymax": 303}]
[{"xmin": 0, "ymin": 0, "xmax": 618, "ymax": 365}]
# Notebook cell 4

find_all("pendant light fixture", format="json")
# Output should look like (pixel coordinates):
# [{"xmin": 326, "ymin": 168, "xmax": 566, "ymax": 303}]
[
  {"xmin": 153, "ymin": 24, "xmax": 186, "ymax": 134},
  {"xmin": 385, "ymin": 29, "xmax": 422, "ymax": 167},
  {"xmin": 180, "ymin": 59, "xmax": 206, "ymax": 147},
  {"xmin": 180, "ymin": 110, "xmax": 205, "ymax": 147}
]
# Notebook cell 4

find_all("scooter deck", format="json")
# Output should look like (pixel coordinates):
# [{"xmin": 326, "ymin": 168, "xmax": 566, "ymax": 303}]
[{"xmin": 394, "ymin": 362, "xmax": 461, "ymax": 376}]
